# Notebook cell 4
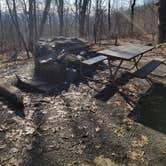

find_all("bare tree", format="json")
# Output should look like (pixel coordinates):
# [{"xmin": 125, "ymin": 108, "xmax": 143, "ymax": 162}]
[
  {"xmin": 159, "ymin": 0, "xmax": 166, "ymax": 43},
  {"xmin": 28, "ymin": 0, "xmax": 35, "ymax": 52},
  {"xmin": 93, "ymin": 0, "xmax": 104, "ymax": 43},
  {"xmin": 78, "ymin": 0, "xmax": 90, "ymax": 37},
  {"xmin": 55, "ymin": 0, "xmax": 64, "ymax": 36},
  {"xmin": 108, "ymin": 0, "xmax": 111, "ymax": 31},
  {"xmin": 75, "ymin": 0, "xmax": 79, "ymax": 32},
  {"xmin": 130, "ymin": 0, "xmax": 136, "ymax": 34},
  {"xmin": 38, "ymin": 0, "xmax": 52, "ymax": 38},
  {"xmin": 0, "ymin": 0, "xmax": 160, "ymax": 53},
  {"xmin": 0, "ymin": 5, "xmax": 4, "ymax": 51},
  {"xmin": 6, "ymin": 0, "xmax": 30, "ymax": 58}
]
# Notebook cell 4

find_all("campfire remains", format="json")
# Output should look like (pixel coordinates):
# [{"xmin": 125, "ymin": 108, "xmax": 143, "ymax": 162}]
[
  {"xmin": 0, "ymin": 37, "xmax": 91, "ymax": 108},
  {"xmin": 34, "ymin": 37, "xmax": 90, "ymax": 83}
]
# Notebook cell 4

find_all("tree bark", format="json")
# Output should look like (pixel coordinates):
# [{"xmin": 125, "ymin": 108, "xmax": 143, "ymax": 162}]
[
  {"xmin": 108, "ymin": 0, "xmax": 111, "ymax": 31},
  {"xmin": 28, "ymin": 0, "xmax": 34, "ymax": 52},
  {"xmin": 6, "ymin": 0, "xmax": 30, "ymax": 58},
  {"xmin": 38, "ymin": 0, "xmax": 52, "ymax": 38},
  {"xmin": 55, "ymin": 0, "xmax": 64, "ymax": 36},
  {"xmin": 159, "ymin": 0, "xmax": 166, "ymax": 43},
  {"xmin": 78, "ymin": 0, "xmax": 89, "ymax": 37},
  {"xmin": 130, "ymin": 0, "xmax": 136, "ymax": 34}
]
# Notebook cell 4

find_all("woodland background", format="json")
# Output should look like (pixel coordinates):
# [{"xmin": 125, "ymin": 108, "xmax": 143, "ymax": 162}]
[{"xmin": 0, "ymin": 0, "xmax": 162, "ymax": 56}]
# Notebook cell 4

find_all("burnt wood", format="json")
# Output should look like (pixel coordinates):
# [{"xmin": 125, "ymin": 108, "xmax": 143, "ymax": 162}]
[
  {"xmin": 0, "ymin": 82, "xmax": 24, "ymax": 108},
  {"xmin": 133, "ymin": 60, "xmax": 162, "ymax": 78},
  {"xmin": 16, "ymin": 75, "xmax": 52, "ymax": 93}
]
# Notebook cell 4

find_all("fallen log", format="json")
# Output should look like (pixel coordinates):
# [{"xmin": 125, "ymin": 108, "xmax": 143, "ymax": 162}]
[{"xmin": 0, "ymin": 82, "xmax": 24, "ymax": 108}]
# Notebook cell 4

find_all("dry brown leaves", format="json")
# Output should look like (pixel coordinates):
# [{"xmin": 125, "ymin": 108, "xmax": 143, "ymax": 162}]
[
  {"xmin": 131, "ymin": 135, "xmax": 149, "ymax": 148},
  {"xmin": 127, "ymin": 149, "xmax": 144, "ymax": 160},
  {"xmin": 128, "ymin": 135, "xmax": 149, "ymax": 161}
]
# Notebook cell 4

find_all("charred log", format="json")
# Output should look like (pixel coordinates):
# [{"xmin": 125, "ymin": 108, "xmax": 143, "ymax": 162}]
[
  {"xmin": 16, "ymin": 75, "xmax": 53, "ymax": 93},
  {"xmin": 0, "ymin": 82, "xmax": 24, "ymax": 108}
]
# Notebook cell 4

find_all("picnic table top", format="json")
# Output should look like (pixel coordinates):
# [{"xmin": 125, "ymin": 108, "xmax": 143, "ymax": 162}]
[{"xmin": 97, "ymin": 45, "xmax": 154, "ymax": 60}]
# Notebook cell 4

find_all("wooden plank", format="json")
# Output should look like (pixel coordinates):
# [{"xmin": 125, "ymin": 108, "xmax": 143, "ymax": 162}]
[
  {"xmin": 133, "ymin": 60, "xmax": 161, "ymax": 78},
  {"xmin": 82, "ymin": 55, "xmax": 107, "ymax": 65},
  {"xmin": 98, "ymin": 45, "xmax": 154, "ymax": 60}
]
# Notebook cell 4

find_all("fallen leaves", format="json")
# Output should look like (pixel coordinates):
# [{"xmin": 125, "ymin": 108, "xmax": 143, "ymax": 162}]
[
  {"xmin": 128, "ymin": 135, "xmax": 149, "ymax": 161},
  {"xmin": 0, "ymin": 143, "xmax": 7, "ymax": 150},
  {"xmin": 131, "ymin": 135, "xmax": 149, "ymax": 148},
  {"xmin": 60, "ymin": 90, "xmax": 98, "ymax": 113},
  {"xmin": 127, "ymin": 150, "xmax": 144, "ymax": 160},
  {"xmin": 5, "ymin": 129, "xmax": 23, "ymax": 142},
  {"xmin": 95, "ymin": 127, "xmax": 101, "ymax": 132},
  {"xmin": 6, "ymin": 158, "xmax": 20, "ymax": 166},
  {"xmin": 0, "ymin": 124, "xmax": 8, "ymax": 132},
  {"xmin": 25, "ymin": 126, "xmax": 35, "ymax": 135},
  {"xmin": 114, "ymin": 127, "xmax": 125, "ymax": 137},
  {"xmin": 9, "ymin": 147, "xmax": 19, "ymax": 154},
  {"xmin": 94, "ymin": 155, "xmax": 119, "ymax": 166}
]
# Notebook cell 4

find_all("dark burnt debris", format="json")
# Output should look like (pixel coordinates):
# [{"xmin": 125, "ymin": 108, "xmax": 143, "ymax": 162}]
[{"xmin": 34, "ymin": 37, "xmax": 90, "ymax": 84}]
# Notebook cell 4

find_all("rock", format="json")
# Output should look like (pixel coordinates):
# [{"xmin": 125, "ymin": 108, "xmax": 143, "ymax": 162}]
[{"xmin": 58, "ymin": 54, "xmax": 81, "ymax": 68}]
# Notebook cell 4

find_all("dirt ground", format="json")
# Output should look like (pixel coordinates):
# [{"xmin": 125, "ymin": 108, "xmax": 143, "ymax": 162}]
[{"xmin": 0, "ymin": 42, "xmax": 166, "ymax": 166}]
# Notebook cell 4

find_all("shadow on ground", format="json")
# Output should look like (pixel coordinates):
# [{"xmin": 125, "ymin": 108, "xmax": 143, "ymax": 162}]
[
  {"xmin": 129, "ymin": 83, "xmax": 166, "ymax": 134},
  {"xmin": 0, "ymin": 97, "xmax": 25, "ymax": 118},
  {"xmin": 95, "ymin": 72, "xmax": 135, "ymax": 106}
]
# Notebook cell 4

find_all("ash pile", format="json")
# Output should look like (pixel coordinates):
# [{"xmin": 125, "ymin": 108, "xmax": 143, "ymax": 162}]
[{"xmin": 34, "ymin": 37, "xmax": 90, "ymax": 83}]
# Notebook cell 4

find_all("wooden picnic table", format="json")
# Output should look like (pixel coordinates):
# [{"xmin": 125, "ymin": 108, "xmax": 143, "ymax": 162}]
[{"xmin": 97, "ymin": 44, "xmax": 154, "ymax": 81}]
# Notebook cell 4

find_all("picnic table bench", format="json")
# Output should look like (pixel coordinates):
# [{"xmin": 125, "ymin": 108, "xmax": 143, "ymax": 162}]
[
  {"xmin": 82, "ymin": 55, "xmax": 107, "ymax": 66},
  {"xmin": 133, "ymin": 60, "xmax": 162, "ymax": 78}
]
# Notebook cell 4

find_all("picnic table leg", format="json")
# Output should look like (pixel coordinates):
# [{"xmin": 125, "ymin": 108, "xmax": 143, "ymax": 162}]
[
  {"xmin": 107, "ymin": 57, "xmax": 113, "ymax": 78},
  {"xmin": 112, "ymin": 60, "xmax": 123, "ymax": 80},
  {"xmin": 133, "ymin": 54, "xmax": 144, "ymax": 70},
  {"xmin": 107, "ymin": 58, "xmax": 124, "ymax": 82}
]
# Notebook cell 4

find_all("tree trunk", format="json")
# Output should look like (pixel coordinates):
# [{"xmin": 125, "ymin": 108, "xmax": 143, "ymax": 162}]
[
  {"xmin": 108, "ymin": 0, "xmax": 111, "ymax": 31},
  {"xmin": 6, "ymin": 0, "xmax": 30, "ymax": 58},
  {"xmin": 159, "ymin": 0, "xmax": 166, "ymax": 43},
  {"xmin": 38, "ymin": 0, "xmax": 52, "ymax": 38},
  {"xmin": 55, "ymin": 0, "xmax": 64, "ymax": 36},
  {"xmin": 79, "ymin": 0, "xmax": 89, "ymax": 37},
  {"xmin": 28, "ymin": 0, "xmax": 34, "ymax": 52},
  {"xmin": 130, "ymin": 0, "xmax": 136, "ymax": 34}
]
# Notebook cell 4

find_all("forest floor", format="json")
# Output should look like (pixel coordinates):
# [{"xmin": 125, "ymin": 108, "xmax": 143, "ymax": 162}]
[{"xmin": 0, "ymin": 40, "xmax": 166, "ymax": 166}]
